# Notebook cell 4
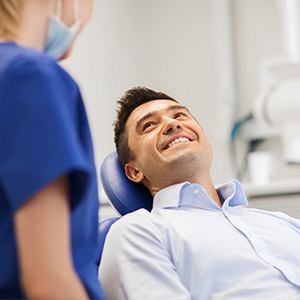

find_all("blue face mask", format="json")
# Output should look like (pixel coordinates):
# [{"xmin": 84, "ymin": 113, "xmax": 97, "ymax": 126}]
[{"xmin": 44, "ymin": 0, "xmax": 81, "ymax": 60}]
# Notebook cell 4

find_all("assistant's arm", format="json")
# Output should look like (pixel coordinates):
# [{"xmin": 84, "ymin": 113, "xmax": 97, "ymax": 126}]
[
  {"xmin": 14, "ymin": 176, "xmax": 89, "ymax": 300},
  {"xmin": 99, "ymin": 212, "xmax": 191, "ymax": 300}
]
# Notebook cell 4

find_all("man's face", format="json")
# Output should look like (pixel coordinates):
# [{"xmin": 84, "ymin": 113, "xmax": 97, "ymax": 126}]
[{"xmin": 124, "ymin": 99, "xmax": 213, "ymax": 190}]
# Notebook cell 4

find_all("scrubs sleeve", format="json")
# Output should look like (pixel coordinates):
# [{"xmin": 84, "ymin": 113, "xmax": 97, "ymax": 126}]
[{"xmin": 0, "ymin": 56, "xmax": 90, "ymax": 212}]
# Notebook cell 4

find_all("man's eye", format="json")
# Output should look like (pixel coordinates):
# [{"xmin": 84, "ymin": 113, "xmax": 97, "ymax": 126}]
[
  {"xmin": 142, "ymin": 122, "xmax": 154, "ymax": 131},
  {"xmin": 174, "ymin": 112, "xmax": 187, "ymax": 119}
]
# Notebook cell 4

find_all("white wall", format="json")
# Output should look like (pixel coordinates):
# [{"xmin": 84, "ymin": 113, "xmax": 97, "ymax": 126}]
[
  {"xmin": 63, "ymin": 0, "xmax": 287, "ymax": 191},
  {"xmin": 232, "ymin": 0, "xmax": 284, "ymax": 115}
]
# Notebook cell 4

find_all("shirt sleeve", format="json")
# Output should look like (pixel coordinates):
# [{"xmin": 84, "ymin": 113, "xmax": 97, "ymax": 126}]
[
  {"xmin": 0, "ymin": 55, "xmax": 90, "ymax": 212},
  {"xmin": 99, "ymin": 210, "xmax": 191, "ymax": 300}
]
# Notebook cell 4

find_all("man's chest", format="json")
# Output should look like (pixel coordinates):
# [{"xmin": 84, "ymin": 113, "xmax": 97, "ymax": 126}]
[{"xmin": 157, "ymin": 207, "xmax": 300, "ymax": 287}]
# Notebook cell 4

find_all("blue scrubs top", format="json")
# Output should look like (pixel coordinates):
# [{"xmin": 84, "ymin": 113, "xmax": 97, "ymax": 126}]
[{"xmin": 0, "ymin": 42, "xmax": 104, "ymax": 299}]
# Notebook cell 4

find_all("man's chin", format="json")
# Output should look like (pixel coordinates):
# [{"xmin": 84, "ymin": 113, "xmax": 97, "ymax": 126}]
[{"xmin": 163, "ymin": 150, "xmax": 201, "ymax": 168}]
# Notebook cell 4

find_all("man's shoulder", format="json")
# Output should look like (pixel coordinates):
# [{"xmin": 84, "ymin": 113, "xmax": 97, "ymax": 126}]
[
  {"xmin": 108, "ymin": 208, "xmax": 163, "ymax": 242},
  {"xmin": 111, "ymin": 208, "xmax": 154, "ymax": 230}
]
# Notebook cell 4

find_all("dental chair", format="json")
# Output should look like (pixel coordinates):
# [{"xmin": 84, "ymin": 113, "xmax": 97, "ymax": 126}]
[{"xmin": 96, "ymin": 151, "xmax": 152, "ymax": 266}]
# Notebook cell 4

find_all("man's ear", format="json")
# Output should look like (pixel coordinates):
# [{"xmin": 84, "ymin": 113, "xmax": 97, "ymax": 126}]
[{"xmin": 124, "ymin": 162, "xmax": 144, "ymax": 183}]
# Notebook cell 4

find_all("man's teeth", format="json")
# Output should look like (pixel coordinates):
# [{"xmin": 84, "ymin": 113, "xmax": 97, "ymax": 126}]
[{"xmin": 168, "ymin": 137, "xmax": 190, "ymax": 148}]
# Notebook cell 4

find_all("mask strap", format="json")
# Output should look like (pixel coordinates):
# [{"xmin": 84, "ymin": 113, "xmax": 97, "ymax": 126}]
[{"xmin": 55, "ymin": 0, "xmax": 62, "ymax": 19}]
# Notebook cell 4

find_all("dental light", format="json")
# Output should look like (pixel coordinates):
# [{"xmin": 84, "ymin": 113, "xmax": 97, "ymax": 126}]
[
  {"xmin": 252, "ymin": 0, "xmax": 300, "ymax": 164},
  {"xmin": 253, "ymin": 59, "xmax": 300, "ymax": 164}
]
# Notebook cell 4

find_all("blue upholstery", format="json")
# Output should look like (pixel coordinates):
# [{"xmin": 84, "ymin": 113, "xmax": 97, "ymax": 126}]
[
  {"xmin": 96, "ymin": 152, "xmax": 152, "ymax": 268},
  {"xmin": 100, "ymin": 151, "xmax": 152, "ymax": 215},
  {"xmin": 96, "ymin": 217, "xmax": 119, "ymax": 266},
  {"xmin": 97, "ymin": 152, "xmax": 153, "ymax": 268}
]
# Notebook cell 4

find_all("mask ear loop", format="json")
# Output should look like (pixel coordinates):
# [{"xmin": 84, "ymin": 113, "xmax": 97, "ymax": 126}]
[{"xmin": 55, "ymin": 0, "xmax": 62, "ymax": 19}]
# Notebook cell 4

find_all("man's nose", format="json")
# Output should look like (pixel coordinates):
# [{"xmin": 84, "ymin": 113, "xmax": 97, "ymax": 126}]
[{"xmin": 162, "ymin": 119, "xmax": 182, "ymax": 135}]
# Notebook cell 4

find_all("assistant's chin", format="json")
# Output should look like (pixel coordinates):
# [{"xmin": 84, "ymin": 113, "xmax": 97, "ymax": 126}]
[
  {"xmin": 58, "ymin": 40, "xmax": 77, "ymax": 61},
  {"xmin": 58, "ymin": 47, "xmax": 72, "ymax": 61}
]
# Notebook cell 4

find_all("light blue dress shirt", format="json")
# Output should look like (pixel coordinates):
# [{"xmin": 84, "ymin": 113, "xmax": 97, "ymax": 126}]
[{"xmin": 99, "ymin": 180, "xmax": 300, "ymax": 300}]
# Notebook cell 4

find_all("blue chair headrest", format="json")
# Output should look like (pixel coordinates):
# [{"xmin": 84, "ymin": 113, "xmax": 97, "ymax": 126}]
[
  {"xmin": 100, "ymin": 151, "xmax": 152, "ymax": 215},
  {"xmin": 96, "ymin": 217, "xmax": 119, "ymax": 266}
]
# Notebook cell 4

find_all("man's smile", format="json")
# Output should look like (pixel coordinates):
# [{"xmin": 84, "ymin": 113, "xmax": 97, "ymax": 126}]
[
  {"xmin": 168, "ymin": 137, "xmax": 190, "ymax": 148},
  {"xmin": 162, "ymin": 134, "xmax": 194, "ymax": 150}
]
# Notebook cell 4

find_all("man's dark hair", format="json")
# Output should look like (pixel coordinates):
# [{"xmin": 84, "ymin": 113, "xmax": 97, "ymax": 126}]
[{"xmin": 114, "ymin": 86, "xmax": 177, "ymax": 166}]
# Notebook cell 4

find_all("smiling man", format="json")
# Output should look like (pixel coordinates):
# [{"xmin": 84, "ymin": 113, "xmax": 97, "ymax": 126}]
[
  {"xmin": 123, "ymin": 96, "xmax": 220, "ymax": 206},
  {"xmin": 99, "ymin": 87, "xmax": 300, "ymax": 300}
]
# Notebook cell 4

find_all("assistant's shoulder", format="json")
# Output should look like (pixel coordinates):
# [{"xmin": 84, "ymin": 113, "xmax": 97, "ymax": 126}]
[
  {"xmin": 0, "ymin": 47, "xmax": 80, "ymax": 114},
  {"xmin": 2, "ymin": 46, "xmax": 76, "ymax": 88}
]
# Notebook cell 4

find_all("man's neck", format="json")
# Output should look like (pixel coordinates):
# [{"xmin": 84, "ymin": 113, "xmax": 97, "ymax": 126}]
[
  {"xmin": 148, "ymin": 176, "xmax": 222, "ymax": 207},
  {"xmin": 190, "ymin": 176, "xmax": 222, "ymax": 207},
  {"xmin": 202, "ymin": 179, "xmax": 222, "ymax": 207}
]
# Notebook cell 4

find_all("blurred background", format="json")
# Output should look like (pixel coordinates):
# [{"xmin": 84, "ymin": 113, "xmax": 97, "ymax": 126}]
[{"xmin": 62, "ymin": 0, "xmax": 300, "ymax": 218}]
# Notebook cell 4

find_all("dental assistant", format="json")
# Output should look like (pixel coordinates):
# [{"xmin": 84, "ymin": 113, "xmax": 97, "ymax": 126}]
[{"xmin": 0, "ymin": 0, "xmax": 104, "ymax": 299}]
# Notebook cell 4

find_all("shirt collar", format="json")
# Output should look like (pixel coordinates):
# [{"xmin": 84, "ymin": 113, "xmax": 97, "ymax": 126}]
[{"xmin": 152, "ymin": 179, "xmax": 248, "ymax": 211}]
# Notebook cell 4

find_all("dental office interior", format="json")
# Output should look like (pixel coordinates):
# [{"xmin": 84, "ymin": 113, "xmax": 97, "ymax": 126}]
[{"xmin": 63, "ymin": 0, "xmax": 300, "ymax": 220}]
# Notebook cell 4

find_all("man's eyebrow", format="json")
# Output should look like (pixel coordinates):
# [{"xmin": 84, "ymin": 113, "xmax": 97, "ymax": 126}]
[
  {"xmin": 135, "ymin": 105, "xmax": 191, "ymax": 131},
  {"xmin": 168, "ymin": 105, "xmax": 190, "ymax": 113}
]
